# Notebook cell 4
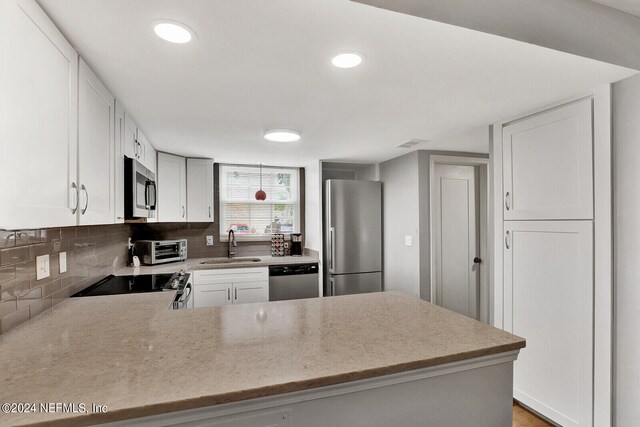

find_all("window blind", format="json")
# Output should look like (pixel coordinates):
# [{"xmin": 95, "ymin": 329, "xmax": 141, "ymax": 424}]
[{"xmin": 219, "ymin": 164, "xmax": 300, "ymax": 239}]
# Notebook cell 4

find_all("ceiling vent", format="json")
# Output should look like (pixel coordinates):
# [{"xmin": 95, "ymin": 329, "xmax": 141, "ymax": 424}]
[{"xmin": 396, "ymin": 139, "xmax": 429, "ymax": 149}]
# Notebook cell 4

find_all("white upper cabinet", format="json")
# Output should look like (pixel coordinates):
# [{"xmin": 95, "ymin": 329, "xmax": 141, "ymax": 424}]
[
  {"xmin": 123, "ymin": 113, "xmax": 139, "ymax": 161},
  {"xmin": 77, "ymin": 59, "xmax": 115, "ymax": 225},
  {"xmin": 114, "ymin": 101, "xmax": 126, "ymax": 223},
  {"xmin": 0, "ymin": 0, "xmax": 78, "ymax": 229},
  {"xmin": 123, "ymin": 114, "xmax": 156, "ymax": 172},
  {"xmin": 502, "ymin": 98, "xmax": 593, "ymax": 220},
  {"xmin": 187, "ymin": 158, "xmax": 214, "ymax": 222},
  {"xmin": 157, "ymin": 152, "xmax": 187, "ymax": 222},
  {"xmin": 137, "ymin": 130, "xmax": 156, "ymax": 174}
]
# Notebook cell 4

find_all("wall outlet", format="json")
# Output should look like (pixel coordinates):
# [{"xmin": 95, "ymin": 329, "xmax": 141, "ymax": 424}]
[
  {"xmin": 59, "ymin": 252, "xmax": 67, "ymax": 274},
  {"xmin": 36, "ymin": 254, "xmax": 50, "ymax": 280},
  {"xmin": 405, "ymin": 236, "xmax": 413, "ymax": 247},
  {"xmin": 206, "ymin": 236, "xmax": 214, "ymax": 246}
]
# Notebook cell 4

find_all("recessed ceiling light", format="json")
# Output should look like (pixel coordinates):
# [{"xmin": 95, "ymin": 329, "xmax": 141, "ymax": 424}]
[
  {"xmin": 153, "ymin": 20, "xmax": 194, "ymax": 44},
  {"xmin": 331, "ymin": 52, "xmax": 365, "ymax": 69},
  {"xmin": 264, "ymin": 129, "xmax": 301, "ymax": 143}
]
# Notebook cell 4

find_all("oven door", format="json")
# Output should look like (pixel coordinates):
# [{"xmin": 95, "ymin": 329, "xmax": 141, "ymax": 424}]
[{"xmin": 152, "ymin": 241, "xmax": 182, "ymax": 264}]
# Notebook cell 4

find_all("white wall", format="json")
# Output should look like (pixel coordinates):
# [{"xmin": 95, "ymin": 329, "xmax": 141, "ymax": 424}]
[
  {"xmin": 612, "ymin": 73, "xmax": 640, "ymax": 427},
  {"xmin": 304, "ymin": 160, "xmax": 322, "ymax": 253},
  {"xmin": 379, "ymin": 152, "xmax": 422, "ymax": 297}
]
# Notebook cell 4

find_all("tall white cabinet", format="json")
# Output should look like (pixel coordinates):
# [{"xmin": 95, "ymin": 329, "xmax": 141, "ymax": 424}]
[
  {"xmin": 1, "ymin": 0, "xmax": 78, "ymax": 229},
  {"xmin": 187, "ymin": 158, "xmax": 215, "ymax": 222},
  {"xmin": 496, "ymin": 97, "xmax": 596, "ymax": 427},
  {"xmin": 157, "ymin": 153, "xmax": 187, "ymax": 222},
  {"xmin": 78, "ymin": 59, "xmax": 115, "ymax": 225}
]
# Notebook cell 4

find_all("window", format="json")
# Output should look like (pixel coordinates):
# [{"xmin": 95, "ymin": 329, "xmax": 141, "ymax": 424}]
[{"xmin": 219, "ymin": 164, "xmax": 300, "ymax": 240}]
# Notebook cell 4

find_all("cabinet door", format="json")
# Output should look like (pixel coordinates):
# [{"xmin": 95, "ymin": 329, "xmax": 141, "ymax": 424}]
[
  {"xmin": 503, "ymin": 99, "xmax": 593, "ymax": 220},
  {"xmin": 233, "ymin": 280, "xmax": 268, "ymax": 304},
  {"xmin": 77, "ymin": 58, "xmax": 115, "ymax": 225},
  {"xmin": 194, "ymin": 283, "xmax": 231, "ymax": 308},
  {"xmin": 137, "ymin": 130, "xmax": 156, "ymax": 173},
  {"xmin": 504, "ymin": 221, "xmax": 593, "ymax": 427},
  {"xmin": 157, "ymin": 152, "xmax": 186, "ymax": 222},
  {"xmin": 187, "ymin": 158, "xmax": 214, "ymax": 222},
  {"xmin": 0, "ymin": 0, "xmax": 78, "ymax": 229},
  {"xmin": 114, "ymin": 101, "xmax": 125, "ymax": 223},
  {"xmin": 123, "ymin": 113, "xmax": 138, "ymax": 160}
]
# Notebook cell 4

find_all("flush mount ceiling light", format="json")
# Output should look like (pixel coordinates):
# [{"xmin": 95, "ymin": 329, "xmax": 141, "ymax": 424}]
[
  {"xmin": 331, "ymin": 52, "xmax": 365, "ymax": 69},
  {"xmin": 153, "ymin": 20, "xmax": 194, "ymax": 44},
  {"xmin": 263, "ymin": 129, "xmax": 301, "ymax": 143}
]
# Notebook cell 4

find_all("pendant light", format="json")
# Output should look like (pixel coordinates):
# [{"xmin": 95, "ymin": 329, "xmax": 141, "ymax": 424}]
[{"xmin": 255, "ymin": 163, "xmax": 267, "ymax": 201}]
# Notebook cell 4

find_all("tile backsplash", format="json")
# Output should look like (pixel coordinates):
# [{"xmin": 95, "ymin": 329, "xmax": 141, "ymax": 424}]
[{"xmin": 0, "ymin": 225, "xmax": 130, "ymax": 335}]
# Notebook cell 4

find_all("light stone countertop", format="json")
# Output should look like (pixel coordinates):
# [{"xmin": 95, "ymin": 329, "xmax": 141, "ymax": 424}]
[
  {"xmin": 0, "ymin": 291, "xmax": 525, "ymax": 427},
  {"xmin": 115, "ymin": 255, "xmax": 320, "ymax": 276}
]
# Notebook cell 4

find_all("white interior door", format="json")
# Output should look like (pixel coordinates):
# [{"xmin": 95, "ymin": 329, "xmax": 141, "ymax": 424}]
[
  {"xmin": 503, "ymin": 98, "xmax": 593, "ymax": 220},
  {"xmin": 433, "ymin": 164, "xmax": 479, "ymax": 319},
  {"xmin": 1, "ymin": 0, "xmax": 78, "ymax": 229},
  {"xmin": 504, "ymin": 220, "xmax": 593, "ymax": 427},
  {"xmin": 78, "ymin": 59, "xmax": 114, "ymax": 225},
  {"xmin": 157, "ymin": 152, "xmax": 186, "ymax": 222}
]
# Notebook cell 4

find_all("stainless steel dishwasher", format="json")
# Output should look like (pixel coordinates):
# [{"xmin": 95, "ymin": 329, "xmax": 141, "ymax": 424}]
[{"xmin": 269, "ymin": 263, "xmax": 319, "ymax": 301}]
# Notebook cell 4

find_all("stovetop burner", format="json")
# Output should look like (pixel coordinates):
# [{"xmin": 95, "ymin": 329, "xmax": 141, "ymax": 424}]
[{"xmin": 71, "ymin": 273, "xmax": 177, "ymax": 297}]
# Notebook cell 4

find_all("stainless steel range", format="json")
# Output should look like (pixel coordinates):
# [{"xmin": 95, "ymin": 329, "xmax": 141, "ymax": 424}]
[{"xmin": 71, "ymin": 272, "xmax": 192, "ymax": 309}]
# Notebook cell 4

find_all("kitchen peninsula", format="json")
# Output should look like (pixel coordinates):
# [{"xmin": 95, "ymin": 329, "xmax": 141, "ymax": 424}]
[{"xmin": 0, "ymin": 292, "xmax": 524, "ymax": 427}]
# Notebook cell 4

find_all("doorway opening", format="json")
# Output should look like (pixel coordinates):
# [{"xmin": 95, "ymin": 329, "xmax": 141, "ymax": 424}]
[{"xmin": 429, "ymin": 155, "xmax": 489, "ymax": 323}]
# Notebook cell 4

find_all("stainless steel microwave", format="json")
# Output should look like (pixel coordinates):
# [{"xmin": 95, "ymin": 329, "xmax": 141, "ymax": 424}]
[
  {"xmin": 133, "ymin": 240, "xmax": 188, "ymax": 265},
  {"xmin": 125, "ymin": 157, "xmax": 156, "ymax": 219}
]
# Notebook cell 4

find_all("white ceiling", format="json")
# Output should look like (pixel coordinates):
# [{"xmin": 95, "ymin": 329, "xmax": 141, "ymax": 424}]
[
  {"xmin": 39, "ymin": 0, "xmax": 636, "ymax": 166},
  {"xmin": 591, "ymin": 0, "xmax": 640, "ymax": 17}
]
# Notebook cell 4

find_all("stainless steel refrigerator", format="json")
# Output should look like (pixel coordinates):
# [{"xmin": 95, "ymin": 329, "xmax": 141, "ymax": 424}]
[{"xmin": 324, "ymin": 179, "xmax": 382, "ymax": 296}]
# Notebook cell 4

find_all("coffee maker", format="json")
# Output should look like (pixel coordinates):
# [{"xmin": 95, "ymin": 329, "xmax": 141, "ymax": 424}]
[{"xmin": 290, "ymin": 233, "xmax": 303, "ymax": 256}]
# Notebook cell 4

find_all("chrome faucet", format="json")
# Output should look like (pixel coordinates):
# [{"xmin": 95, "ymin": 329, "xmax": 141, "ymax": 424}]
[{"xmin": 228, "ymin": 229, "xmax": 237, "ymax": 258}]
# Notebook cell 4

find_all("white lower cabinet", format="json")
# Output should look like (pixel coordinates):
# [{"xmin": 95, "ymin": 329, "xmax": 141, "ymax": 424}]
[
  {"xmin": 504, "ymin": 220, "xmax": 593, "ymax": 427},
  {"xmin": 193, "ymin": 268, "xmax": 269, "ymax": 308}
]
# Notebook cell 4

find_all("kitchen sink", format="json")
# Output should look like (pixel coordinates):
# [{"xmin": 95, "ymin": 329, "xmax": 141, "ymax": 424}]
[{"xmin": 200, "ymin": 257, "xmax": 262, "ymax": 265}]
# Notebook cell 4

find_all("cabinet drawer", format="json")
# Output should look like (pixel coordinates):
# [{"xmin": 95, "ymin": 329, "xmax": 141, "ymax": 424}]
[{"xmin": 193, "ymin": 267, "xmax": 268, "ymax": 285}]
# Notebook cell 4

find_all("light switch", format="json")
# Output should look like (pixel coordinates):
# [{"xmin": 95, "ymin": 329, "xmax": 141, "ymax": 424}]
[
  {"xmin": 36, "ymin": 254, "xmax": 50, "ymax": 280},
  {"xmin": 405, "ymin": 236, "xmax": 413, "ymax": 247},
  {"xmin": 59, "ymin": 252, "xmax": 67, "ymax": 273},
  {"xmin": 206, "ymin": 236, "xmax": 214, "ymax": 246}
]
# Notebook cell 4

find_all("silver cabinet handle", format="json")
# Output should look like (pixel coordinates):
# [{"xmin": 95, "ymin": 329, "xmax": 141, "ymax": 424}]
[
  {"xmin": 505, "ymin": 192, "xmax": 511, "ymax": 211},
  {"xmin": 71, "ymin": 182, "xmax": 79, "ymax": 214},
  {"xmin": 209, "ymin": 206, "xmax": 212, "ymax": 218},
  {"xmin": 227, "ymin": 288, "xmax": 230, "ymax": 301},
  {"xmin": 234, "ymin": 288, "xmax": 237, "ymax": 301},
  {"xmin": 80, "ymin": 184, "xmax": 88, "ymax": 215},
  {"xmin": 505, "ymin": 230, "xmax": 510, "ymax": 249},
  {"xmin": 182, "ymin": 206, "xmax": 186, "ymax": 218}
]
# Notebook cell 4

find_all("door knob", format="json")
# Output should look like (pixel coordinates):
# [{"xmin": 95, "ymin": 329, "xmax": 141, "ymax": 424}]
[{"xmin": 473, "ymin": 257, "xmax": 482, "ymax": 264}]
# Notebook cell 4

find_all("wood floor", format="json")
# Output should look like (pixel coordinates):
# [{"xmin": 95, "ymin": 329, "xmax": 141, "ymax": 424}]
[{"xmin": 513, "ymin": 401, "xmax": 553, "ymax": 427}]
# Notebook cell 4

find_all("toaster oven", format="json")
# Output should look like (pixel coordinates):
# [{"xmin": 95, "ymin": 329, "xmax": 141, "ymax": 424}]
[{"xmin": 133, "ymin": 239, "xmax": 188, "ymax": 265}]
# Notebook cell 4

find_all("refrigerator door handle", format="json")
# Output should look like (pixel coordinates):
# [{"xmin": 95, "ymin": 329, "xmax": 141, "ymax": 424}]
[
  {"xmin": 329, "ymin": 226, "xmax": 336, "ymax": 273},
  {"xmin": 330, "ymin": 277, "xmax": 335, "ymax": 296}
]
